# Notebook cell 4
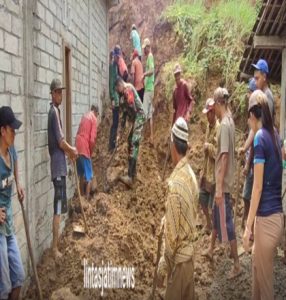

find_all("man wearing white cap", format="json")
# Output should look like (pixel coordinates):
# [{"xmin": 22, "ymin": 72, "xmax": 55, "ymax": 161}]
[
  {"xmin": 204, "ymin": 87, "xmax": 241, "ymax": 279},
  {"xmin": 142, "ymin": 38, "xmax": 155, "ymax": 144},
  {"xmin": 199, "ymin": 98, "xmax": 219, "ymax": 233},
  {"xmin": 158, "ymin": 117, "xmax": 198, "ymax": 299},
  {"xmin": 172, "ymin": 63, "xmax": 194, "ymax": 124}
]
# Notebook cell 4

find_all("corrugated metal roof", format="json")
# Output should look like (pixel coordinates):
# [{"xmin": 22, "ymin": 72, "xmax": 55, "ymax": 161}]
[{"xmin": 239, "ymin": 0, "xmax": 286, "ymax": 83}]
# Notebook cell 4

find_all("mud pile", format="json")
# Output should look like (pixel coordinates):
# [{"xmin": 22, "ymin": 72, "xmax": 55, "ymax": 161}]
[{"xmin": 25, "ymin": 0, "xmax": 286, "ymax": 299}]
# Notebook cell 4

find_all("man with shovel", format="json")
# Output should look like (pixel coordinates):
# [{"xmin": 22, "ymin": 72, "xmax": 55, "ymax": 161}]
[
  {"xmin": 115, "ymin": 77, "xmax": 146, "ymax": 187},
  {"xmin": 0, "ymin": 106, "xmax": 25, "ymax": 300},
  {"xmin": 157, "ymin": 117, "xmax": 199, "ymax": 299},
  {"xmin": 75, "ymin": 104, "xmax": 99, "ymax": 200},
  {"xmin": 48, "ymin": 79, "xmax": 77, "ymax": 259}
]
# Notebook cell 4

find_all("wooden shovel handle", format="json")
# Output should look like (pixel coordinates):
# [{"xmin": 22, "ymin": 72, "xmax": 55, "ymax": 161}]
[{"xmin": 20, "ymin": 201, "xmax": 43, "ymax": 300}]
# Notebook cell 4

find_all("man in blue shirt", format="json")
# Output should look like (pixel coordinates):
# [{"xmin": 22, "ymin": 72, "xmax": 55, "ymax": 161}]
[
  {"xmin": 0, "ymin": 106, "xmax": 25, "ymax": 300},
  {"xmin": 48, "ymin": 79, "xmax": 77, "ymax": 259},
  {"xmin": 130, "ymin": 24, "xmax": 142, "ymax": 60}
]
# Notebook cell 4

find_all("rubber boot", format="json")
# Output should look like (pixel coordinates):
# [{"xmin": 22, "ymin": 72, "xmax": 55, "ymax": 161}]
[{"xmin": 119, "ymin": 159, "xmax": 133, "ymax": 188}]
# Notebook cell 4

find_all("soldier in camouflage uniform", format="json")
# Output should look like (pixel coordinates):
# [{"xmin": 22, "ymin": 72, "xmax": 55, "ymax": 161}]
[{"xmin": 115, "ymin": 77, "xmax": 146, "ymax": 187}]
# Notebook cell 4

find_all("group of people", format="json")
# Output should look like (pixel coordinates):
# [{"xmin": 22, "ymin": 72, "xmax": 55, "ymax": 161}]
[
  {"xmin": 0, "ymin": 77, "xmax": 100, "ymax": 299},
  {"xmin": 156, "ymin": 58, "xmax": 285, "ymax": 300},
  {"xmin": 108, "ymin": 24, "xmax": 155, "ymax": 186},
  {"xmin": 0, "ymin": 20, "xmax": 285, "ymax": 299}
]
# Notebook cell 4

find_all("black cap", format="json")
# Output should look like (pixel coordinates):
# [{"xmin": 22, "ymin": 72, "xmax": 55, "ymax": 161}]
[{"xmin": 0, "ymin": 106, "xmax": 22, "ymax": 129}]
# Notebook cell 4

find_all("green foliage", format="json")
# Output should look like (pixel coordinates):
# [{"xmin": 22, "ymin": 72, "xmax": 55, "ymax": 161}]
[{"xmin": 161, "ymin": 0, "xmax": 259, "ymax": 111}]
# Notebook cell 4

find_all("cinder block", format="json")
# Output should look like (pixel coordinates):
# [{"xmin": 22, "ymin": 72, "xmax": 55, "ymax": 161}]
[
  {"xmin": 36, "ymin": 32, "xmax": 46, "ymax": 52},
  {"xmin": 50, "ymin": 30, "xmax": 58, "ymax": 43},
  {"xmin": 49, "ymin": 55, "xmax": 56, "ymax": 70},
  {"xmin": 5, "ymin": 0, "xmax": 20, "ymax": 15},
  {"xmin": 57, "ymin": 60, "xmax": 62, "ymax": 74},
  {"xmin": 36, "ymin": 2, "xmax": 45, "ymax": 20},
  {"xmin": 11, "ymin": 95, "xmax": 24, "ymax": 114},
  {"xmin": 0, "ymin": 9, "xmax": 12, "ymax": 32},
  {"xmin": 5, "ymin": 73, "xmax": 19, "ymax": 94},
  {"xmin": 53, "ymin": 43, "xmax": 60, "ymax": 59},
  {"xmin": 49, "ymin": 0, "xmax": 57, "ymax": 16},
  {"xmin": 33, "ymin": 48, "xmax": 41, "ymax": 65},
  {"xmin": 41, "ymin": 22, "xmax": 50, "ymax": 38},
  {"xmin": 12, "ymin": 56, "xmax": 22, "ymax": 76},
  {"xmin": 45, "ymin": 38, "xmax": 53, "ymax": 55},
  {"xmin": 12, "ymin": 16, "xmax": 22, "ymax": 38},
  {"xmin": 40, "ymin": 51, "xmax": 49, "ymax": 68},
  {"xmin": 0, "ymin": 50, "xmax": 11, "ymax": 73},
  {"xmin": 46, "ymin": 69, "xmax": 54, "ymax": 83},
  {"xmin": 0, "ymin": 94, "xmax": 10, "ymax": 106},
  {"xmin": 37, "ymin": 66, "xmax": 46, "ymax": 83},
  {"xmin": 4, "ymin": 32, "xmax": 19, "ymax": 55},
  {"xmin": 46, "ymin": 9, "xmax": 53, "ymax": 28}
]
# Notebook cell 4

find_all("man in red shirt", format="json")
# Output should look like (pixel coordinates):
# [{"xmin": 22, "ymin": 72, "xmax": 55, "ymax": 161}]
[
  {"xmin": 75, "ymin": 105, "xmax": 99, "ymax": 199},
  {"xmin": 130, "ymin": 49, "xmax": 144, "ymax": 102},
  {"xmin": 172, "ymin": 64, "xmax": 194, "ymax": 124}
]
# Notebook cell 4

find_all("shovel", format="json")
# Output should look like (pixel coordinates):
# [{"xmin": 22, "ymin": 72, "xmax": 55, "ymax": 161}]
[
  {"xmin": 73, "ymin": 161, "xmax": 89, "ymax": 235},
  {"xmin": 103, "ymin": 145, "xmax": 118, "ymax": 193},
  {"xmin": 20, "ymin": 201, "xmax": 43, "ymax": 300},
  {"xmin": 151, "ymin": 219, "xmax": 165, "ymax": 300}
]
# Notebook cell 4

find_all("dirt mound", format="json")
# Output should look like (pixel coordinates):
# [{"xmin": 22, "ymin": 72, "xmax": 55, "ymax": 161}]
[
  {"xmin": 50, "ymin": 288, "xmax": 79, "ymax": 300},
  {"xmin": 24, "ymin": 1, "xmax": 286, "ymax": 299}
]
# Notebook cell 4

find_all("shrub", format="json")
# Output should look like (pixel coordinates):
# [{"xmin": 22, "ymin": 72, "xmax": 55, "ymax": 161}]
[{"xmin": 161, "ymin": 0, "xmax": 261, "ymax": 113}]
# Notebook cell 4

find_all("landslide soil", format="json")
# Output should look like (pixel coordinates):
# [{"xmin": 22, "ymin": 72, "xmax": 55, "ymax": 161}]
[{"xmin": 25, "ymin": 0, "xmax": 286, "ymax": 299}]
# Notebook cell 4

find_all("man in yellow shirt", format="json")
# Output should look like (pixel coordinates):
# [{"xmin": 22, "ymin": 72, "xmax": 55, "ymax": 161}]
[{"xmin": 158, "ymin": 117, "xmax": 199, "ymax": 299}]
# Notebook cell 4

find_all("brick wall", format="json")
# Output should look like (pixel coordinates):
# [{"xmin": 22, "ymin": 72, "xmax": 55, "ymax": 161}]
[{"xmin": 0, "ymin": 0, "xmax": 109, "ymax": 288}]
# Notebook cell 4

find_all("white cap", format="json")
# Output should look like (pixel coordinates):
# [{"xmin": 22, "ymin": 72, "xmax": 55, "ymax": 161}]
[
  {"xmin": 142, "ymin": 38, "xmax": 151, "ymax": 49},
  {"xmin": 171, "ymin": 117, "xmax": 189, "ymax": 142}
]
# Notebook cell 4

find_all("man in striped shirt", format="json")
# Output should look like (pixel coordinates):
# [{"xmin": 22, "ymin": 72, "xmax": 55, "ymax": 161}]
[{"xmin": 158, "ymin": 117, "xmax": 199, "ymax": 299}]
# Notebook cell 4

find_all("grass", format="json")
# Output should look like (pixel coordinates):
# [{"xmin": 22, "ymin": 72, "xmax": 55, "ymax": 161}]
[{"xmin": 161, "ymin": 0, "xmax": 261, "ymax": 113}]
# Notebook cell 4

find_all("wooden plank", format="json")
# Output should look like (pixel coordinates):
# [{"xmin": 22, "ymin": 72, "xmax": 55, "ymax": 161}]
[
  {"xmin": 262, "ymin": 0, "xmax": 279, "ymax": 35},
  {"xmin": 275, "ymin": 1, "xmax": 286, "ymax": 35},
  {"xmin": 254, "ymin": 35, "xmax": 286, "ymax": 49},
  {"xmin": 270, "ymin": 1, "xmax": 286, "ymax": 35}
]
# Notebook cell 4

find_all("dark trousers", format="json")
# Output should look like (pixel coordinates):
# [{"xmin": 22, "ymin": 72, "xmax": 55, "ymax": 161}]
[
  {"xmin": 109, "ymin": 107, "xmax": 119, "ymax": 151},
  {"xmin": 137, "ymin": 88, "xmax": 144, "ymax": 103}
]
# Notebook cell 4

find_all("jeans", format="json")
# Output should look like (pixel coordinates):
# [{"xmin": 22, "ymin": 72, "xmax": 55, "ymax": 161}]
[
  {"xmin": 0, "ymin": 234, "xmax": 25, "ymax": 299},
  {"xmin": 109, "ymin": 107, "xmax": 119, "ymax": 151}
]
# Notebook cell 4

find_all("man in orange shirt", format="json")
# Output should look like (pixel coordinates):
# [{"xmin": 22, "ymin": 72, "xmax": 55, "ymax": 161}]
[
  {"xmin": 130, "ymin": 49, "xmax": 144, "ymax": 102},
  {"xmin": 75, "ymin": 105, "xmax": 99, "ymax": 200}
]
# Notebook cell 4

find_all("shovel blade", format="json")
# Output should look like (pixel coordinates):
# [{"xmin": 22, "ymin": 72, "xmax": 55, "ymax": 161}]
[{"xmin": 73, "ymin": 224, "xmax": 85, "ymax": 235}]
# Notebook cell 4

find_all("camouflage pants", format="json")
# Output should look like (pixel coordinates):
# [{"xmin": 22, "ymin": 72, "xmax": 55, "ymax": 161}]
[{"xmin": 128, "ymin": 115, "xmax": 145, "ymax": 161}]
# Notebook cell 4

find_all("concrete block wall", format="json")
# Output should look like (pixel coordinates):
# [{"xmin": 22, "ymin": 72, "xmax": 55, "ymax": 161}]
[
  {"xmin": 0, "ymin": 0, "xmax": 109, "ymax": 287},
  {"xmin": 0, "ymin": 0, "xmax": 28, "ymax": 274}
]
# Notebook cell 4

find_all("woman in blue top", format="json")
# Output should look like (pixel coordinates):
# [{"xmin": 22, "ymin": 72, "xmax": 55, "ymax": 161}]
[{"xmin": 243, "ymin": 90, "xmax": 284, "ymax": 300}]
